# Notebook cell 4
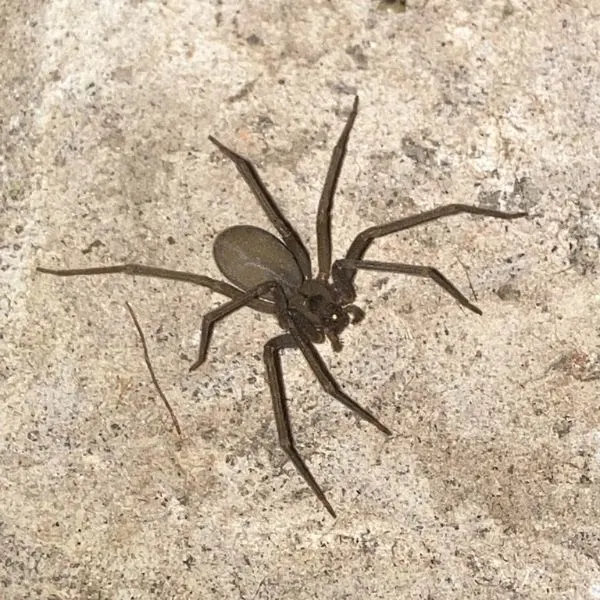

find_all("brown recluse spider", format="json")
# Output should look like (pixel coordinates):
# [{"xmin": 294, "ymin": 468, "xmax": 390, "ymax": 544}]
[{"xmin": 38, "ymin": 96, "xmax": 526, "ymax": 518}]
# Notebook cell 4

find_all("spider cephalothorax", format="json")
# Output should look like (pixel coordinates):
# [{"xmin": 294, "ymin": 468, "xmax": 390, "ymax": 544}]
[
  {"xmin": 38, "ymin": 96, "xmax": 526, "ymax": 517},
  {"xmin": 286, "ymin": 279, "xmax": 364, "ymax": 351}
]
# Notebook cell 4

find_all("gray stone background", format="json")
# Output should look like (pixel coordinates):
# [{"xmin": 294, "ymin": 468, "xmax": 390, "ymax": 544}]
[{"xmin": 2, "ymin": 1, "xmax": 599, "ymax": 598}]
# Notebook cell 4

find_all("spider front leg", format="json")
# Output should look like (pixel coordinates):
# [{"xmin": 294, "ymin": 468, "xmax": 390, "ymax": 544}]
[
  {"xmin": 284, "ymin": 311, "xmax": 391, "ymax": 435},
  {"xmin": 189, "ymin": 280, "xmax": 389, "ymax": 434},
  {"xmin": 189, "ymin": 279, "xmax": 390, "ymax": 516},
  {"xmin": 333, "ymin": 259, "xmax": 482, "ymax": 314},
  {"xmin": 264, "ymin": 333, "xmax": 337, "ymax": 518}
]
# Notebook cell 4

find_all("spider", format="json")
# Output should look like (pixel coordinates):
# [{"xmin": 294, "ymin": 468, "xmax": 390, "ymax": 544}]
[{"xmin": 38, "ymin": 96, "xmax": 526, "ymax": 517}]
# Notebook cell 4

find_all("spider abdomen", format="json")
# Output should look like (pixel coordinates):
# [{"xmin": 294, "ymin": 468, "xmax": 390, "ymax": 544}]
[{"xmin": 213, "ymin": 225, "xmax": 304, "ymax": 295}]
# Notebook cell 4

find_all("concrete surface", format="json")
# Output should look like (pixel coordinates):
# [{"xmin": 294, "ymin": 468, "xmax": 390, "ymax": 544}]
[{"xmin": 2, "ymin": 1, "xmax": 599, "ymax": 598}]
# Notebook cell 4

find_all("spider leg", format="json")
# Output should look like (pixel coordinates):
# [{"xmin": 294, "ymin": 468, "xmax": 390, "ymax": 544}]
[
  {"xmin": 344, "ymin": 204, "xmax": 527, "ymax": 284},
  {"xmin": 189, "ymin": 279, "xmax": 389, "ymax": 428},
  {"xmin": 333, "ymin": 258, "xmax": 482, "ymax": 315},
  {"xmin": 264, "ymin": 333, "xmax": 336, "ymax": 518},
  {"xmin": 208, "ymin": 135, "xmax": 312, "ymax": 279},
  {"xmin": 37, "ymin": 264, "xmax": 276, "ymax": 314},
  {"xmin": 316, "ymin": 96, "xmax": 359, "ymax": 281},
  {"xmin": 185, "ymin": 280, "xmax": 386, "ymax": 515},
  {"xmin": 284, "ymin": 310, "xmax": 392, "ymax": 436},
  {"xmin": 190, "ymin": 280, "xmax": 290, "ymax": 371}
]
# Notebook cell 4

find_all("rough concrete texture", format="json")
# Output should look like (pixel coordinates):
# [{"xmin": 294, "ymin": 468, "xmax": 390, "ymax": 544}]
[{"xmin": 2, "ymin": 1, "xmax": 599, "ymax": 598}]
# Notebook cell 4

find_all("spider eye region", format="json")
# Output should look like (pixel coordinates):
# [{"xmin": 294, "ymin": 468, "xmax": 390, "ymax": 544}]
[{"xmin": 314, "ymin": 297, "xmax": 350, "ymax": 332}]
